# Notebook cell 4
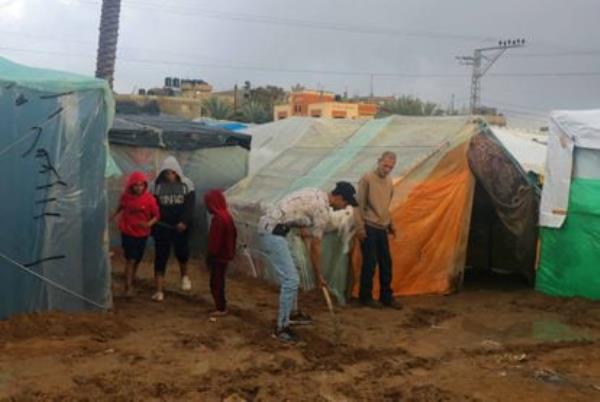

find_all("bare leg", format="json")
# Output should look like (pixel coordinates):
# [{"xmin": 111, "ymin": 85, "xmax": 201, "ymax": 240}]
[
  {"xmin": 132, "ymin": 262, "xmax": 141, "ymax": 286},
  {"xmin": 155, "ymin": 274, "xmax": 164, "ymax": 294}
]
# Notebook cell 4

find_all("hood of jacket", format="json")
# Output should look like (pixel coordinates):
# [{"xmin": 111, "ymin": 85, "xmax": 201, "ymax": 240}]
[
  {"xmin": 159, "ymin": 156, "xmax": 184, "ymax": 178},
  {"xmin": 157, "ymin": 156, "xmax": 195, "ymax": 191},
  {"xmin": 204, "ymin": 189, "xmax": 228, "ymax": 214},
  {"xmin": 126, "ymin": 171, "xmax": 148, "ymax": 192}
]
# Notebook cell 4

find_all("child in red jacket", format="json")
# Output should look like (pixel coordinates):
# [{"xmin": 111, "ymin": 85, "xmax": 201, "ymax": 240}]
[
  {"xmin": 204, "ymin": 189, "xmax": 237, "ymax": 316},
  {"xmin": 111, "ymin": 171, "xmax": 159, "ymax": 297}
]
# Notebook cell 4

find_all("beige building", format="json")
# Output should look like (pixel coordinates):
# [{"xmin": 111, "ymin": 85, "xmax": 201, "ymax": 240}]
[
  {"xmin": 116, "ymin": 94, "xmax": 205, "ymax": 120},
  {"xmin": 274, "ymin": 89, "xmax": 378, "ymax": 121}
]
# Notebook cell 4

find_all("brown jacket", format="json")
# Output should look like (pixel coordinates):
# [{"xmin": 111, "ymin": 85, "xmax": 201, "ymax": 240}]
[{"xmin": 355, "ymin": 170, "xmax": 394, "ymax": 236}]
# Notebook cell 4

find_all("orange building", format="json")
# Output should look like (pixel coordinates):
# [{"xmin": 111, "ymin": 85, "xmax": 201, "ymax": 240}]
[{"xmin": 274, "ymin": 90, "xmax": 378, "ymax": 121}]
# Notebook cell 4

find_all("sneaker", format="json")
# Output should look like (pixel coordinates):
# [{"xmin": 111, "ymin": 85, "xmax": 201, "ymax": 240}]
[
  {"xmin": 382, "ymin": 300, "xmax": 402, "ymax": 310},
  {"xmin": 209, "ymin": 310, "xmax": 228, "ymax": 317},
  {"xmin": 273, "ymin": 327, "xmax": 299, "ymax": 343},
  {"xmin": 360, "ymin": 300, "xmax": 382, "ymax": 309},
  {"xmin": 181, "ymin": 276, "xmax": 192, "ymax": 291},
  {"xmin": 289, "ymin": 311, "xmax": 313, "ymax": 326},
  {"xmin": 151, "ymin": 291, "xmax": 164, "ymax": 302}
]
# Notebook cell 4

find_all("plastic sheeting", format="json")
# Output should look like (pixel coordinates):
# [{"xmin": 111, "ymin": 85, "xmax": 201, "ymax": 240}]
[
  {"xmin": 490, "ymin": 126, "xmax": 547, "ymax": 176},
  {"xmin": 244, "ymin": 117, "xmax": 362, "ymax": 176},
  {"xmin": 110, "ymin": 114, "xmax": 251, "ymax": 150},
  {"xmin": 107, "ymin": 115, "xmax": 250, "ymax": 254},
  {"xmin": 466, "ymin": 132, "xmax": 539, "ymax": 283},
  {"xmin": 537, "ymin": 179, "xmax": 600, "ymax": 299},
  {"xmin": 540, "ymin": 109, "xmax": 600, "ymax": 228},
  {"xmin": 537, "ymin": 145, "xmax": 600, "ymax": 300},
  {"xmin": 0, "ymin": 57, "xmax": 114, "ymax": 319},
  {"xmin": 228, "ymin": 116, "xmax": 492, "ymax": 301}
]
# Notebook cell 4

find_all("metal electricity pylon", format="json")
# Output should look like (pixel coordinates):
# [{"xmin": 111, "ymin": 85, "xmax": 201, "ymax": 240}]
[{"xmin": 457, "ymin": 38, "xmax": 525, "ymax": 114}]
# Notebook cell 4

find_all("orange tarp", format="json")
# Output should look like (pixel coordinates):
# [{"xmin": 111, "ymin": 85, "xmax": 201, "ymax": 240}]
[{"xmin": 352, "ymin": 141, "xmax": 475, "ymax": 297}]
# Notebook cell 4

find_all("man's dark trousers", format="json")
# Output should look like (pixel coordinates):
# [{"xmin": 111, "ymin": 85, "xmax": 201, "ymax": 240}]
[{"xmin": 359, "ymin": 225, "xmax": 393, "ymax": 305}]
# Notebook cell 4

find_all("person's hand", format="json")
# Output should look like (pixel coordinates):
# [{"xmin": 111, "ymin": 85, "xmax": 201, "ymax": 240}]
[
  {"xmin": 356, "ymin": 231, "xmax": 367, "ymax": 242},
  {"xmin": 388, "ymin": 226, "xmax": 397, "ymax": 239},
  {"xmin": 136, "ymin": 221, "xmax": 151, "ymax": 229},
  {"xmin": 176, "ymin": 223, "xmax": 187, "ymax": 232}
]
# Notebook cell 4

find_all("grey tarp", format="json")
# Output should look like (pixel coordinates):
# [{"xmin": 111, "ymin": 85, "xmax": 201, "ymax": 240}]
[
  {"xmin": 0, "ymin": 57, "xmax": 114, "ymax": 319},
  {"xmin": 108, "ymin": 114, "xmax": 251, "ymax": 254}
]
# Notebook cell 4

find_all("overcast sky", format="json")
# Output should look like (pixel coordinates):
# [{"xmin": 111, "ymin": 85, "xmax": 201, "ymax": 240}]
[{"xmin": 1, "ymin": 0, "xmax": 599, "ymax": 127}]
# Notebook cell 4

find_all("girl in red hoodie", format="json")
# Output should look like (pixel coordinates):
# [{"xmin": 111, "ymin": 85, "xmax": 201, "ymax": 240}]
[
  {"xmin": 111, "ymin": 171, "xmax": 160, "ymax": 296},
  {"xmin": 204, "ymin": 190, "xmax": 237, "ymax": 316}
]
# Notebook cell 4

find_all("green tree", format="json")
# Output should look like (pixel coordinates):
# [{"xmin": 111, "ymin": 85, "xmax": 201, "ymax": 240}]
[
  {"xmin": 250, "ymin": 85, "xmax": 286, "ymax": 109},
  {"xmin": 241, "ymin": 101, "xmax": 270, "ymax": 124},
  {"xmin": 377, "ymin": 96, "xmax": 444, "ymax": 117},
  {"xmin": 202, "ymin": 97, "xmax": 232, "ymax": 120}
]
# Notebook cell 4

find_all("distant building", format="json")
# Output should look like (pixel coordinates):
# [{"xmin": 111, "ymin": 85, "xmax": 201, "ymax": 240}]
[
  {"xmin": 117, "ymin": 76, "xmax": 215, "ymax": 119},
  {"xmin": 274, "ymin": 90, "xmax": 378, "ymax": 121}
]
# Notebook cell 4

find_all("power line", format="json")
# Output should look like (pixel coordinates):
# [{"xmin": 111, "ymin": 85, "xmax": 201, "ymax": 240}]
[
  {"xmin": 507, "ymin": 50, "xmax": 600, "ymax": 58},
  {"xmin": 4, "ymin": 46, "xmax": 600, "ymax": 79},
  {"xmin": 78, "ymin": 0, "xmax": 496, "ymax": 43},
  {"xmin": 457, "ymin": 39, "xmax": 526, "ymax": 113},
  {"xmin": 0, "ymin": 46, "xmax": 464, "ymax": 77},
  {"xmin": 482, "ymin": 98, "xmax": 548, "ymax": 114}
]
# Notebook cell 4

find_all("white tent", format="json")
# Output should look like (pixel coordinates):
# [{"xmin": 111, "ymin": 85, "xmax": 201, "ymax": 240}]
[
  {"xmin": 540, "ymin": 109, "xmax": 600, "ymax": 228},
  {"xmin": 491, "ymin": 126, "xmax": 547, "ymax": 176}
]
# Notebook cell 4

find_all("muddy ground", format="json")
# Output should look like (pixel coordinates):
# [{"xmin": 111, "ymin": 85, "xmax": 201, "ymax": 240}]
[{"xmin": 1, "ymin": 258, "xmax": 599, "ymax": 402}]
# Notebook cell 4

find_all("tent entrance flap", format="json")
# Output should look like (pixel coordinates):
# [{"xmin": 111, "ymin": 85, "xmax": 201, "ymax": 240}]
[{"xmin": 466, "ymin": 132, "xmax": 539, "ymax": 284}]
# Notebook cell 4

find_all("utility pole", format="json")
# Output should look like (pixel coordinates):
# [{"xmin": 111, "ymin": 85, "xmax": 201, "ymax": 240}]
[
  {"xmin": 450, "ymin": 93, "xmax": 455, "ymax": 115},
  {"xmin": 457, "ymin": 38, "xmax": 525, "ymax": 114},
  {"xmin": 95, "ymin": 0, "xmax": 122, "ymax": 89},
  {"xmin": 234, "ymin": 83, "xmax": 239, "ymax": 113},
  {"xmin": 369, "ymin": 74, "xmax": 374, "ymax": 99}
]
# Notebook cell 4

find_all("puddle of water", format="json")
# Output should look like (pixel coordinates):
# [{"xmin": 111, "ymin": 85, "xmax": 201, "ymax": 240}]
[
  {"xmin": 461, "ymin": 318, "xmax": 596, "ymax": 342},
  {"xmin": 504, "ymin": 320, "xmax": 595, "ymax": 342}
]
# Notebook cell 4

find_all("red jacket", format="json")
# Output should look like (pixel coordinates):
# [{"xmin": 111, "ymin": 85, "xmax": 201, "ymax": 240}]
[
  {"xmin": 118, "ymin": 171, "xmax": 160, "ymax": 238},
  {"xmin": 205, "ymin": 190, "xmax": 237, "ymax": 262}
]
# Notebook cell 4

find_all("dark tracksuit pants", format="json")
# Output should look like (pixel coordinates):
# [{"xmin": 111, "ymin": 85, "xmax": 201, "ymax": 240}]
[
  {"xmin": 359, "ymin": 225, "xmax": 393, "ymax": 305},
  {"xmin": 209, "ymin": 260, "xmax": 228, "ymax": 311},
  {"xmin": 153, "ymin": 230, "xmax": 190, "ymax": 275}
]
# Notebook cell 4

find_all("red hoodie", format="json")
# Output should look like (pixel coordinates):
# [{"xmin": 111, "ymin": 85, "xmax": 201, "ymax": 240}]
[
  {"xmin": 204, "ymin": 190, "xmax": 237, "ymax": 262},
  {"xmin": 118, "ymin": 171, "xmax": 160, "ymax": 238}
]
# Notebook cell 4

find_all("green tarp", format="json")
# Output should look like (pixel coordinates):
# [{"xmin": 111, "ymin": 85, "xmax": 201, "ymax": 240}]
[{"xmin": 537, "ymin": 178, "xmax": 600, "ymax": 299}]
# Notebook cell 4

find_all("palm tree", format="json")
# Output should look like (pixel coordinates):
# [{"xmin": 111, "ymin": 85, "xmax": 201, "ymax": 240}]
[
  {"xmin": 241, "ymin": 101, "xmax": 270, "ymax": 124},
  {"xmin": 377, "ymin": 96, "xmax": 444, "ymax": 117},
  {"xmin": 202, "ymin": 97, "xmax": 233, "ymax": 120},
  {"xmin": 95, "ymin": 0, "xmax": 122, "ymax": 89}
]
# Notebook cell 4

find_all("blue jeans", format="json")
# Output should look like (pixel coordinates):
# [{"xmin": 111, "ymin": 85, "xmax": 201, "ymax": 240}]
[{"xmin": 259, "ymin": 233, "xmax": 299, "ymax": 330}]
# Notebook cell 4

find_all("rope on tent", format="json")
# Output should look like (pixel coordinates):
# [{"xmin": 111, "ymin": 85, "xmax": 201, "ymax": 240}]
[{"xmin": 0, "ymin": 251, "xmax": 107, "ymax": 310}]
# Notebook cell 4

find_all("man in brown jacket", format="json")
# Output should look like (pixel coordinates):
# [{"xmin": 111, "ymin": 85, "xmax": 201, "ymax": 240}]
[{"xmin": 356, "ymin": 151, "xmax": 401, "ymax": 309}]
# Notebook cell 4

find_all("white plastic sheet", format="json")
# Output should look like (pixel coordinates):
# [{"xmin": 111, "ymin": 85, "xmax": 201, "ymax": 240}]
[{"xmin": 540, "ymin": 109, "xmax": 600, "ymax": 228}]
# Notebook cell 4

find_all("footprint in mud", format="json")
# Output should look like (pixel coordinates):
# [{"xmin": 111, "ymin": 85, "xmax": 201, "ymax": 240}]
[
  {"xmin": 401, "ymin": 308, "xmax": 457, "ymax": 329},
  {"xmin": 173, "ymin": 332, "xmax": 221, "ymax": 350}
]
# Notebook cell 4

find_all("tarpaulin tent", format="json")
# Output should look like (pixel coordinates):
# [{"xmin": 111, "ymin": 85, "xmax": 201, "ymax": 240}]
[
  {"xmin": 0, "ymin": 57, "xmax": 114, "ymax": 319},
  {"xmin": 194, "ymin": 118, "xmax": 252, "ymax": 133},
  {"xmin": 537, "ymin": 109, "xmax": 600, "ymax": 300},
  {"xmin": 244, "ymin": 117, "xmax": 363, "ymax": 176},
  {"xmin": 227, "ymin": 116, "xmax": 539, "ymax": 303},
  {"xmin": 108, "ymin": 114, "xmax": 251, "ymax": 254},
  {"xmin": 490, "ymin": 126, "xmax": 547, "ymax": 176}
]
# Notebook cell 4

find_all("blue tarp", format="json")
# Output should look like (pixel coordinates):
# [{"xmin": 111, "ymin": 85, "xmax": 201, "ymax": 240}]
[{"xmin": 0, "ymin": 57, "xmax": 114, "ymax": 319}]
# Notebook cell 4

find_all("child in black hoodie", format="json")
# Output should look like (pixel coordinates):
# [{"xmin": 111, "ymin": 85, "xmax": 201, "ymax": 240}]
[{"xmin": 152, "ymin": 156, "xmax": 195, "ymax": 302}]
